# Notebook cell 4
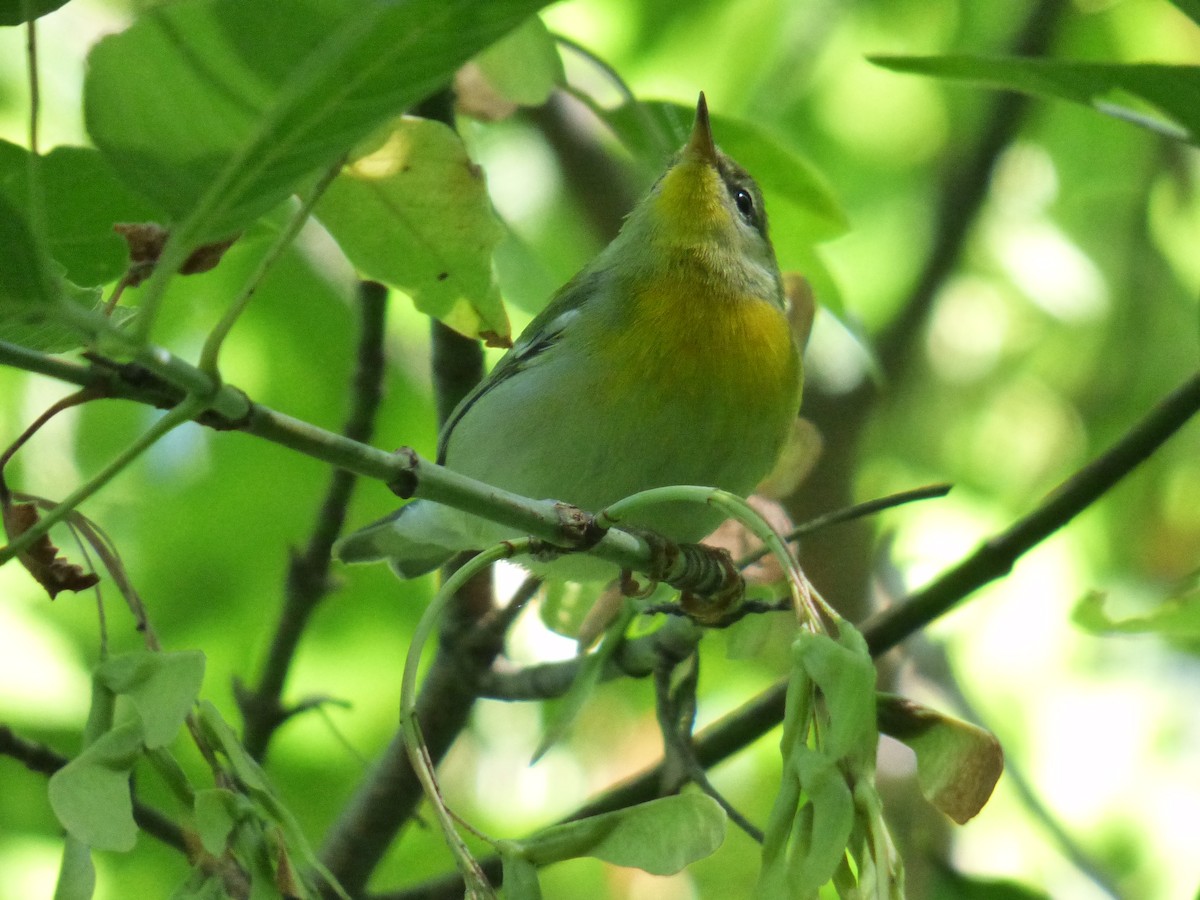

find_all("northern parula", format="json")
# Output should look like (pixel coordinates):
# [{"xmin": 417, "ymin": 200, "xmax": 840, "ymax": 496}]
[{"xmin": 337, "ymin": 94, "xmax": 804, "ymax": 580}]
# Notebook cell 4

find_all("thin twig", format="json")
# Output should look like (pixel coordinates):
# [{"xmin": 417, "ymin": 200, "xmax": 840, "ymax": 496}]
[
  {"xmin": 653, "ymin": 657, "xmax": 764, "ymax": 843},
  {"xmin": 238, "ymin": 281, "xmax": 388, "ymax": 761},
  {"xmin": 392, "ymin": 367, "xmax": 1200, "ymax": 900},
  {"xmin": 0, "ymin": 723, "xmax": 188, "ymax": 852}
]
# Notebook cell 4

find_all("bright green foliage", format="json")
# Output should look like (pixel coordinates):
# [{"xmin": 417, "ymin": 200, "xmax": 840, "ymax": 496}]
[
  {"xmin": 759, "ymin": 626, "xmax": 900, "ymax": 899},
  {"xmin": 2, "ymin": 1, "xmax": 1200, "ymax": 898},
  {"xmin": 873, "ymin": 56, "xmax": 1200, "ymax": 145},
  {"xmin": 83, "ymin": 0, "xmax": 553, "ymax": 242},
  {"xmin": 511, "ymin": 793, "xmax": 726, "ymax": 874},
  {"xmin": 0, "ymin": 140, "xmax": 161, "ymax": 284},
  {"xmin": 95, "ymin": 650, "xmax": 205, "ymax": 748},
  {"xmin": 472, "ymin": 16, "xmax": 564, "ymax": 108},
  {"xmin": 48, "ymin": 720, "xmax": 143, "ymax": 852},
  {"xmin": 1073, "ymin": 589, "xmax": 1200, "ymax": 642},
  {"xmin": 316, "ymin": 117, "xmax": 510, "ymax": 343}
]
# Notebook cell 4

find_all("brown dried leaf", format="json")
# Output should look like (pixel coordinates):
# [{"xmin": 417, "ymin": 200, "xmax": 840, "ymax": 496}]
[
  {"xmin": 878, "ymin": 694, "xmax": 1004, "ymax": 824},
  {"xmin": 784, "ymin": 272, "xmax": 816, "ymax": 351},
  {"xmin": 113, "ymin": 222, "xmax": 239, "ymax": 286},
  {"xmin": 454, "ymin": 62, "xmax": 520, "ymax": 122},
  {"xmin": 2, "ymin": 502, "xmax": 99, "ymax": 599}
]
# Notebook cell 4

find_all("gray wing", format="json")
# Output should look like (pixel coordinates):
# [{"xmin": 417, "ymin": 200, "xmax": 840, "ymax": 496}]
[{"xmin": 436, "ymin": 267, "xmax": 604, "ymax": 464}]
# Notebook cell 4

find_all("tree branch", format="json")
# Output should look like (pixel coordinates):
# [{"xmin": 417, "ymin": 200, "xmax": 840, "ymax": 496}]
[
  {"xmin": 0, "ymin": 722, "xmax": 187, "ymax": 853},
  {"xmin": 237, "ymin": 281, "xmax": 389, "ymax": 761},
  {"xmin": 383, "ymin": 367, "xmax": 1200, "ymax": 900},
  {"xmin": 0, "ymin": 340, "xmax": 736, "ymax": 595}
]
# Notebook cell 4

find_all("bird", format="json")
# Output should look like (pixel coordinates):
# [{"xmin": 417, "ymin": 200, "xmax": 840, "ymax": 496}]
[{"xmin": 336, "ymin": 93, "xmax": 804, "ymax": 582}]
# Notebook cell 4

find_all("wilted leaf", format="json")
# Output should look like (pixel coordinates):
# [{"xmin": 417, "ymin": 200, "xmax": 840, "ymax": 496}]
[
  {"xmin": 48, "ymin": 721, "xmax": 144, "ymax": 851},
  {"xmin": 316, "ymin": 116, "xmax": 510, "ymax": 344},
  {"xmin": 519, "ymin": 793, "xmax": 726, "ymax": 875},
  {"xmin": 2, "ymin": 502, "xmax": 100, "ymax": 599},
  {"xmin": 877, "ymin": 694, "xmax": 1004, "ymax": 824},
  {"xmin": 112, "ymin": 223, "xmax": 239, "ymax": 287}
]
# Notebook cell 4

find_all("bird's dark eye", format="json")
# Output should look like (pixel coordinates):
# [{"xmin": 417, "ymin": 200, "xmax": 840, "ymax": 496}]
[{"xmin": 734, "ymin": 189, "xmax": 755, "ymax": 222}]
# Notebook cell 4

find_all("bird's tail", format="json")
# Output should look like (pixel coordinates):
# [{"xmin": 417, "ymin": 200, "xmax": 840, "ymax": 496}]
[{"xmin": 334, "ymin": 501, "xmax": 459, "ymax": 579}]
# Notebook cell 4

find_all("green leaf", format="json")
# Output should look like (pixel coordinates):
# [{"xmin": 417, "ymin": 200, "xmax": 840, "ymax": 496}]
[
  {"xmin": 193, "ymin": 789, "xmax": 240, "ymax": 856},
  {"xmin": 0, "ymin": 190, "xmax": 56, "ymax": 306},
  {"xmin": 877, "ymin": 694, "xmax": 1004, "ymax": 825},
  {"xmin": 48, "ymin": 721, "xmax": 143, "ymax": 851},
  {"xmin": 0, "ymin": 140, "xmax": 163, "ymax": 285},
  {"xmin": 871, "ymin": 55, "xmax": 1200, "ymax": 145},
  {"xmin": 531, "ymin": 601, "xmax": 636, "ymax": 762},
  {"xmin": 1170, "ymin": 0, "xmax": 1200, "ymax": 26},
  {"xmin": 787, "ymin": 749, "xmax": 854, "ymax": 891},
  {"xmin": 84, "ymin": 0, "xmax": 554, "ymax": 243},
  {"xmin": 1072, "ymin": 589, "xmax": 1200, "ymax": 641},
  {"xmin": 518, "ymin": 793, "xmax": 726, "ymax": 875},
  {"xmin": 498, "ymin": 849, "xmax": 543, "ymax": 900},
  {"xmin": 53, "ymin": 838, "xmax": 96, "ymax": 900},
  {"xmin": 0, "ymin": 0, "xmax": 70, "ymax": 25},
  {"xmin": 471, "ymin": 16, "xmax": 563, "ymax": 108},
  {"xmin": 315, "ymin": 117, "xmax": 510, "ymax": 343},
  {"xmin": 797, "ymin": 627, "xmax": 877, "ymax": 762},
  {"xmin": 96, "ymin": 650, "xmax": 205, "ymax": 748}
]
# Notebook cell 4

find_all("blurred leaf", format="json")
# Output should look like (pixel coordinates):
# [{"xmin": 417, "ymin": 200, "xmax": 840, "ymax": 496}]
[
  {"xmin": 84, "ymin": 0, "xmax": 554, "ymax": 243},
  {"xmin": 1170, "ymin": 0, "xmax": 1200, "ymax": 26},
  {"xmin": 1072, "ymin": 589, "xmax": 1200, "ymax": 639},
  {"xmin": 469, "ymin": 15, "xmax": 563, "ymax": 110},
  {"xmin": 96, "ymin": 650, "xmax": 205, "ymax": 748},
  {"xmin": 316, "ymin": 116, "xmax": 510, "ymax": 343},
  {"xmin": 532, "ymin": 601, "xmax": 635, "ymax": 762},
  {"xmin": 194, "ymin": 702, "xmax": 350, "ymax": 900},
  {"xmin": 193, "ymin": 789, "xmax": 240, "ymax": 855},
  {"xmin": 798, "ymin": 627, "xmax": 876, "ymax": 762},
  {"xmin": 789, "ymin": 749, "xmax": 854, "ymax": 890},
  {"xmin": 877, "ymin": 694, "xmax": 1004, "ymax": 825},
  {"xmin": 0, "ymin": 0, "xmax": 70, "ymax": 25},
  {"xmin": 519, "ymin": 793, "xmax": 725, "ymax": 875},
  {"xmin": 930, "ymin": 862, "xmax": 1051, "ymax": 899},
  {"xmin": 48, "ymin": 721, "xmax": 143, "ymax": 852},
  {"xmin": 52, "ymin": 838, "xmax": 96, "ymax": 900},
  {"xmin": 872, "ymin": 55, "xmax": 1200, "ymax": 144},
  {"xmin": 0, "ymin": 140, "xmax": 163, "ymax": 284},
  {"xmin": 499, "ymin": 850, "xmax": 542, "ymax": 899},
  {"xmin": 0, "ymin": 190, "xmax": 56, "ymax": 305},
  {"xmin": 0, "ymin": 287, "xmax": 134, "ymax": 353}
]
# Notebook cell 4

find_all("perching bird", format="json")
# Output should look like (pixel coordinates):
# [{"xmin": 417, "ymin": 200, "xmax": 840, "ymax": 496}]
[{"xmin": 337, "ymin": 94, "xmax": 803, "ymax": 581}]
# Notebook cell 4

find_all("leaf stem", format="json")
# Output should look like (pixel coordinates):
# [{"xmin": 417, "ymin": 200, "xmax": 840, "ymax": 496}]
[
  {"xmin": 0, "ymin": 396, "xmax": 207, "ymax": 566},
  {"xmin": 198, "ymin": 155, "xmax": 346, "ymax": 377}
]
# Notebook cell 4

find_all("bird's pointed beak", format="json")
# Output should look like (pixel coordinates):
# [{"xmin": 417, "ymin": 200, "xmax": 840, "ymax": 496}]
[{"xmin": 683, "ymin": 92, "xmax": 719, "ymax": 167}]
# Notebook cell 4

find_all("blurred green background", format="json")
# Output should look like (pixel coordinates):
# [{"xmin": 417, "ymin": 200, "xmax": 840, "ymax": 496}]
[{"xmin": 2, "ymin": 0, "xmax": 1199, "ymax": 897}]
